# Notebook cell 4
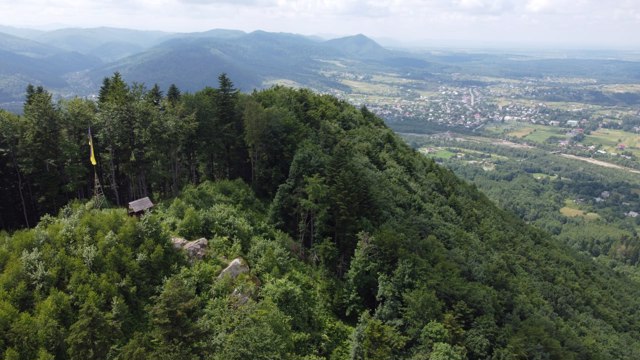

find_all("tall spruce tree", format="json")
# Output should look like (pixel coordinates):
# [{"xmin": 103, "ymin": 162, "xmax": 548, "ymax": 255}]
[
  {"xmin": 21, "ymin": 89, "xmax": 64, "ymax": 215},
  {"xmin": 166, "ymin": 84, "xmax": 181, "ymax": 106},
  {"xmin": 215, "ymin": 73, "xmax": 248, "ymax": 180}
]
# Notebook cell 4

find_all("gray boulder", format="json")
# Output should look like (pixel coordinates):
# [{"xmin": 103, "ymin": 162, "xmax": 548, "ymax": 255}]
[
  {"xmin": 171, "ymin": 237, "xmax": 208, "ymax": 260},
  {"xmin": 171, "ymin": 237, "xmax": 188, "ymax": 249},
  {"xmin": 218, "ymin": 257, "xmax": 249, "ymax": 279},
  {"xmin": 231, "ymin": 288, "xmax": 250, "ymax": 306}
]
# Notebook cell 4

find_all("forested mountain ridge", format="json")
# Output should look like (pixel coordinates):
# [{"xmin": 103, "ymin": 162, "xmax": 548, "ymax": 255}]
[
  {"xmin": 0, "ymin": 27, "xmax": 404, "ymax": 113},
  {"xmin": 89, "ymin": 30, "xmax": 399, "ymax": 94},
  {"xmin": 4, "ymin": 25, "xmax": 640, "ymax": 117},
  {"xmin": 1, "ymin": 75, "xmax": 640, "ymax": 359}
]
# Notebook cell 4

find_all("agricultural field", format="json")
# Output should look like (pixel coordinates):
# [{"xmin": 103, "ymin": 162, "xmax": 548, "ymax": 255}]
[
  {"xmin": 370, "ymin": 74, "xmax": 418, "ymax": 85},
  {"xmin": 419, "ymin": 144, "xmax": 508, "ymax": 162},
  {"xmin": 485, "ymin": 123, "xmax": 567, "ymax": 144},
  {"xmin": 419, "ymin": 147, "xmax": 456, "ymax": 159},
  {"xmin": 531, "ymin": 173, "xmax": 557, "ymax": 180},
  {"xmin": 600, "ymin": 84, "xmax": 640, "ymax": 93},
  {"xmin": 507, "ymin": 127, "xmax": 535, "ymax": 138},
  {"xmin": 522, "ymin": 127, "xmax": 566, "ymax": 143},
  {"xmin": 584, "ymin": 128, "xmax": 640, "ymax": 155},
  {"xmin": 560, "ymin": 199, "xmax": 600, "ymax": 220},
  {"xmin": 341, "ymin": 79, "xmax": 400, "ymax": 95}
]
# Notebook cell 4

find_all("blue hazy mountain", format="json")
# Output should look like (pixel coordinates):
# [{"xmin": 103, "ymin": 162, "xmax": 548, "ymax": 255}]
[
  {"xmin": 0, "ymin": 27, "xmax": 398, "ymax": 109},
  {"xmin": 0, "ymin": 25, "xmax": 44, "ymax": 40},
  {"xmin": 90, "ymin": 31, "xmax": 393, "ymax": 93},
  {"xmin": 4, "ymin": 25, "xmax": 640, "ymax": 113},
  {"xmin": 0, "ymin": 31, "xmax": 102, "ymax": 108},
  {"xmin": 0, "ymin": 31, "xmax": 59, "ymax": 57},
  {"xmin": 324, "ymin": 33, "xmax": 393, "ymax": 59},
  {"xmin": 29, "ymin": 27, "xmax": 173, "ymax": 61}
]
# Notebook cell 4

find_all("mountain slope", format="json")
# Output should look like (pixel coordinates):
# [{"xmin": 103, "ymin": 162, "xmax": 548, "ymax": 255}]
[
  {"xmin": 0, "ymin": 31, "xmax": 60, "ymax": 58},
  {"xmin": 181, "ymin": 28, "xmax": 247, "ymax": 39},
  {"xmin": 31, "ymin": 27, "xmax": 173, "ymax": 61},
  {"xmin": 0, "ymin": 47, "xmax": 101, "ymax": 103},
  {"xmin": 1, "ymin": 83, "xmax": 639, "ymax": 359},
  {"xmin": 0, "ymin": 25, "xmax": 43, "ymax": 40},
  {"xmin": 95, "ymin": 37, "xmax": 262, "ymax": 91},
  {"xmin": 92, "ymin": 31, "xmax": 352, "ymax": 91},
  {"xmin": 324, "ymin": 33, "xmax": 393, "ymax": 59}
]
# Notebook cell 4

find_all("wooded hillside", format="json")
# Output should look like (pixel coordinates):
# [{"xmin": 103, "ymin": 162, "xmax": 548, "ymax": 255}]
[{"xmin": 1, "ymin": 75, "xmax": 639, "ymax": 359}]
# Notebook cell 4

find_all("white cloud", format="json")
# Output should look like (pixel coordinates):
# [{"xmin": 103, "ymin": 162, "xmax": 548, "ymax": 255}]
[
  {"xmin": 525, "ymin": 0, "xmax": 551, "ymax": 13},
  {"xmin": 455, "ymin": 0, "xmax": 513, "ymax": 14},
  {"xmin": 0, "ymin": 0, "xmax": 639, "ymax": 47},
  {"xmin": 177, "ymin": 0, "xmax": 276, "ymax": 5}
]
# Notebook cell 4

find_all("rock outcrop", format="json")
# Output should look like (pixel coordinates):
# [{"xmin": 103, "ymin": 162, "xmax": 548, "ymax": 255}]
[
  {"xmin": 171, "ymin": 237, "xmax": 208, "ymax": 260},
  {"xmin": 218, "ymin": 257, "xmax": 249, "ymax": 279}
]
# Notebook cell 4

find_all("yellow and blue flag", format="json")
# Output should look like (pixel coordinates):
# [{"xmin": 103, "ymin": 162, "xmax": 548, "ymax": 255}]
[{"xmin": 88, "ymin": 128, "xmax": 97, "ymax": 166}]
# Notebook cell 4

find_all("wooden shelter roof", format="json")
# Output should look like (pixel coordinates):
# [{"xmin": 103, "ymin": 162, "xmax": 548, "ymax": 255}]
[{"xmin": 128, "ymin": 197, "xmax": 154, "ymax": 213}]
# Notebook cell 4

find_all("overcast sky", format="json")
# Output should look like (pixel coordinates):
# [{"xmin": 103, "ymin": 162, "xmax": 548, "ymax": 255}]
[{"xmin": 1, "ymin": 0, "xmax": 639, "ymax": 48}]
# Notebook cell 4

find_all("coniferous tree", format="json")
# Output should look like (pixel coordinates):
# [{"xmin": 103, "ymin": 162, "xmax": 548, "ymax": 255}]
[
  {"xmin": 98, "ymin": 77, "xmax": 111, "ymax": 104},
  {"xmin": 215, "ymin": 73, "xmax": 247, "ymax": 180},
  {"xmin": 242, "ymin": 98, "xmax": 267, "ymax": 189},
  {"xmin": 166, "ymin": 84, "xmax": 181, "ymax": 106},
  {"xmin": 96, "ymin": 72, "xmax": 143, "ymax": 204},
  {"xmin": 21, "ymin": 88, "xmax": 64, "ymax": 215},
  {"xmin": 59, "ymin": 98, "xmax": 96, "ymax": 199},
  {"xmin": 146, "ymin": 84, "xmax": 163, "ymax": 107},
  {"xmin": 150, "ymin": 276, "xmax": 202, "ymax": 356},
  {"xmin": 183, "ymin": 87, "xmax": 217, "ymax": 181},
  {"xmin": 0, "ymin": 110, "xmax": 31, "ymax": 228},
  {"xmin": 24, "ymin": 84, "xmax": 45, "ymax": 107},
  {"xmin": 66, "ymin": 296, "xmax": 114, "ymax": 360}
]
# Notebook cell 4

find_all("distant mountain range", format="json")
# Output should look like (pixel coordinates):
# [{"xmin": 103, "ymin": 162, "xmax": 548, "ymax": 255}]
[
  {"xmin": 2, "ymin": 25, "xmax": 640, "ymax": 113},
  {"xmin": 0, "ymin": 26, "xmax": 410, "ymax": 112}
]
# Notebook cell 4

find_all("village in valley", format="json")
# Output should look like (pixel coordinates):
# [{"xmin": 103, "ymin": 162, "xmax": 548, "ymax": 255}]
[
  {"xmin": 304, "ymin": 60, "xmax": 640, "ymax": 231},
  {"xmin": 312, "ymin": 66, "xmax": 640, "ymax": 168}
]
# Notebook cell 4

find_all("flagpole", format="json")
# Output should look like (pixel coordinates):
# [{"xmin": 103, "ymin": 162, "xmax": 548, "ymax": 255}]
[{"xmin": 89, "ymin": 127, "xmax": 105, "ymax": 208}]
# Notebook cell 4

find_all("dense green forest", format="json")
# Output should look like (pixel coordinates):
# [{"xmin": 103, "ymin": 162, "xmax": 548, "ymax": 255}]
[
  {"xmin": 406, "ymin": 136, "xmax": 640, "ymax": 279},
  {"xmin": 1, "ymin": 75, "xmax": 640, "ymax": 359}
]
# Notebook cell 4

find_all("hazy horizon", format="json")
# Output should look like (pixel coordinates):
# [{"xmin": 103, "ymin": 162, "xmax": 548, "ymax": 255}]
[{"xmin": 0, "ymin": 0, "xmax": 639, "ymax": 50}]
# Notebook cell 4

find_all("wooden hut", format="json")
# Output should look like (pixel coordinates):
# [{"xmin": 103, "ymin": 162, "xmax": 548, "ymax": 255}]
[{"xmin": 128, "ymin": 197, "xmax": 154, "ymax": 216}]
